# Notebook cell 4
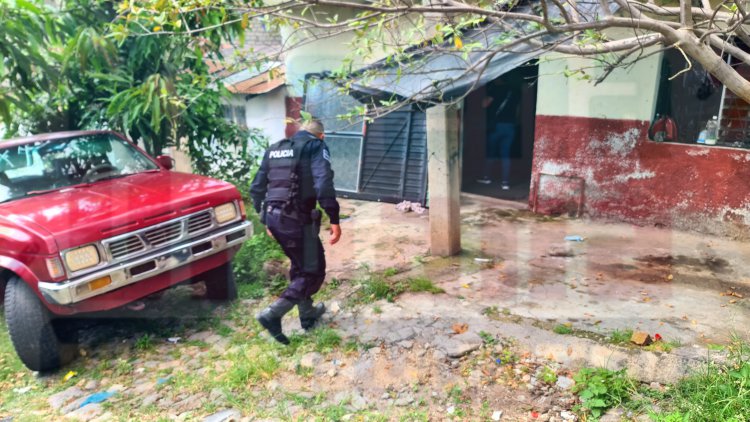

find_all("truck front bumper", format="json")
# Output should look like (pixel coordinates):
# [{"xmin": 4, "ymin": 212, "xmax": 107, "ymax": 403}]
[{"xmin": 38, "ymin": 221, "xmax": 251, "ymax": 306}]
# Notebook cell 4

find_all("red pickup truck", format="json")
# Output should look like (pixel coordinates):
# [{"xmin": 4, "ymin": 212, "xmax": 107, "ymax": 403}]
[{"xmin": 0, "ymin": 131, "xmax": 250, "ymax": 371}]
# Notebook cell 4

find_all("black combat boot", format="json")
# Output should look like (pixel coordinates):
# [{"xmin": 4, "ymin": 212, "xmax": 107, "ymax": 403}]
[
  {"xmin": 298, "ymin": 299, "xmax": 326, "ymax": 330},
  {"xmin": 256, "ymin": 298, "xmax": 295, "ymax": 345}
]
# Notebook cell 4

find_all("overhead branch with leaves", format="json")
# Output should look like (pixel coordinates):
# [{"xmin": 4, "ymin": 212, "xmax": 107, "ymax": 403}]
[{"xmin": 114, "ymin": 0, "xmax": 750, "ymax": 115}]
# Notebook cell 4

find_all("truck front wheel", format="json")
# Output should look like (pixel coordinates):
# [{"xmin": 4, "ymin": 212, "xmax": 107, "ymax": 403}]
[
  {"xmin": 4, "ymin": 276, "xmax": 78, "ymax": 372},
  {"xmin": 202, "ymin": 262, "xmax": 238, "ymax": 302}
]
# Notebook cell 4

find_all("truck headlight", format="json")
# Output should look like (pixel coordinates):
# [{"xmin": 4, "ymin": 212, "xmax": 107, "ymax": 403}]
[
  {"xmin": 64, "ymin": 245, "xmax": 101, "ymax": 272},
  {"xmin": 214, "ymin": 202, "xmax": 238, "ymax": 224}
]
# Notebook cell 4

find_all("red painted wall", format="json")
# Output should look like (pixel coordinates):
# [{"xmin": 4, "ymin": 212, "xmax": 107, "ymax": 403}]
[{"xmin": 531, "ymin": 115, "xmax": 750, "ymax": 238}]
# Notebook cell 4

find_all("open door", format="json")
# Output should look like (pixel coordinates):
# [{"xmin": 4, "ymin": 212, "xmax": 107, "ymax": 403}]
[{"xmin": 461, "ymin": 61, "xmax": 538, "ymax": 202}]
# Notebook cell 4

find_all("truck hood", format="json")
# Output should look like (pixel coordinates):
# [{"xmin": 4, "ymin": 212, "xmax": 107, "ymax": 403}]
[{"xmin": 0, "ymin": 171, "xmax": 241, "ymax": 251}]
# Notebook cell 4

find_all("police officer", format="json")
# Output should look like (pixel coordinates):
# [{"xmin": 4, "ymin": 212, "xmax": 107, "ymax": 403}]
[{"xmin": 249, "ymin": 119, "xmax": 342, "ymax": 344}]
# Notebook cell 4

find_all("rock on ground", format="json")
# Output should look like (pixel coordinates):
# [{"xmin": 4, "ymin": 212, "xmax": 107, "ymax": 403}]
[
  {"xmin": 203, "ymin": 409, "xmax": 242, "ymax": 422},
  {"xmin": 48, "ymin": 387, "xmax": 85, "ymax": 411},
  {"xmin": 64, "ymin": 404, "xmax": 104, "ymax": 421}
]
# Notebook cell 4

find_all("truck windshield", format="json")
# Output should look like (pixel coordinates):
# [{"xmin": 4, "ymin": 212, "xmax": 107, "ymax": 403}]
[{"xmin": 0, "ymin": 134, "xmax": 159, "ymax": 204}]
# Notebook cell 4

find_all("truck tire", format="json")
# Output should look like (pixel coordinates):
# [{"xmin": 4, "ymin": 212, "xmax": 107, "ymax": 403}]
[
  {"xmin": 4, "ymin": 276, "xmax": 78, "ymax": 372},
  {"xmin": 203, "ymin": 262, "xmax": 238, "ymax": 302}
]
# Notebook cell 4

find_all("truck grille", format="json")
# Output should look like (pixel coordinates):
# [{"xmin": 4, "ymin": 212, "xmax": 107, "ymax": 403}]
[
  {"xmin": 104, "ymin": 209, "xmax": 218, "ymax": 261},
  {"xmin": 144, "ymin": 221, "xmax": 183, "ymax": 246},
  {"xmin": 109, "ymin": 236, "xmax": 146, "ymax": 259},
  {"xmin": 187, "ymin": 211, "xmax": 212, "ymax": 234}
]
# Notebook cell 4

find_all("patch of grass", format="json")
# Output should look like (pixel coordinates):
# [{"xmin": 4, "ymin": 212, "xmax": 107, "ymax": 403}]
[
  {"xmin": 238, "ymin": 282, "xmax": 265, "ymax": 299},
  {"xmin": 707, "ymin": 343, "xmax": 726, "ymax": 351},
  {"xmin": 372, "ymin": 305, "xmax": 383, "ymax": 314},
  {"xmin": 572, "ymin": 367, "xmax": 637, "ymax": 419},
  {"xmin": 225, "ymin": 351, "xmax": 280, "ymax": 388},
  {"xmin": 481, "ymin": 306, "xmax": 499, "ymax": 318},
  {"xmin": 400, "ymin": 411, "xmax": 429, "ymax": 421},
  {"xmin": 651, "ymin": 342, "xmax": 750, "ymax": 420},
  {"xmin": 134, "ymin": 333, "xmax": 155, "ymax": 351},
  {"xmin": 383, "ymin": 267, "xmax": 399, "ymax": 277},
  {"xmin": 405, "ymin": 277, "xmax": 445, "ymax": 294},
  {"xmin": 232, "ymin": 231, "xmax": 286, "ymax": 288},
  {"xmin": 553, "ymin": 324, "xmax": 573, "ymax": 335},
  {"xmin": 478, "ymin": 331, "xmax": 497, "ymax": 346},
  {"xmin": 645, "ymin": 340, "xmax": 681, "ymax": 353},
  {"xmin": 311, "ymin": 328, "xmax": 342, "ymax": 353},
  {"xmin": 609, "ymin": 329, "xmax": 634, "ymax": 345}
]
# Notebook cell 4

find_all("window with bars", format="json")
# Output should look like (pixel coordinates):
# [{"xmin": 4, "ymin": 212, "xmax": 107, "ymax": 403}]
[
  {"xmin": 222, "ymin": 105, "xmax": 247, "ymax": 129},
  {"xmin": 653, "ymin": 49, "xmax": 750, "ymax": 148}
]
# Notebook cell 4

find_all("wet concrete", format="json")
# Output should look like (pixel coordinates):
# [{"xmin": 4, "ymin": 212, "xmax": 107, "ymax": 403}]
[{"xmin": 329, "ymin": 194, "xmax": 750, "ymax": 353}]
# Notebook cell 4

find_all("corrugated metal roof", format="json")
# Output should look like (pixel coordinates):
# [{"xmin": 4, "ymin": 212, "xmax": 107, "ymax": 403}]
[{"xmin": 349, "ymin": 0, "xmax": 613, "ymax": 101}]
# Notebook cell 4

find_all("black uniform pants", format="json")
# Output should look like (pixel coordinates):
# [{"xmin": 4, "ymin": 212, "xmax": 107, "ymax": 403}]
[{"xmin": 265, "ymin": 206, "xmax": 326, "ymax": 303}]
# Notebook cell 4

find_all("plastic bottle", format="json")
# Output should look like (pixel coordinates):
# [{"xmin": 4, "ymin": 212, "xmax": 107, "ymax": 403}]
[
  {"xmin": 697, "ymin": 130, "xmax": 706, "ymax": 144},
  {"xmin": 705, "ymin": 116, "xmax": 719, "ymax": 145}
]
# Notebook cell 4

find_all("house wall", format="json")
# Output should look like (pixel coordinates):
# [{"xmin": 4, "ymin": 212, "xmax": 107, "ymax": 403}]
[
  {"xmin": 532, "ymin": 53, "xmax": 750, "ymax": 238},
  {"xmin": 245, "ymin": 88, "xmax": 287, "ymax": 143}
]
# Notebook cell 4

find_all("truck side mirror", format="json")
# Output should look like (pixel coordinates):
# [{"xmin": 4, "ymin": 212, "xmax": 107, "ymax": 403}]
[{"xmin": 156, "ymin": 155, "xmax": 175, "ymax": 170}]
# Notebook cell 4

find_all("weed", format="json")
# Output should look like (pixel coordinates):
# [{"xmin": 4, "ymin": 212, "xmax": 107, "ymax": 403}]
[
  {"xmin": 134, "ymin": 334, "xmax": 154, "ymax": 351},
  {"xmin": 373, "ymin": 305, "xmax": 383, "ymax": 314},
  {"xmin": 413, "ymin": 255, "xmax": 426, "ymax": 264},
  {"xmin": 216, "ymin": 324, "xmax": 233, "ymax": 337},
  {"xmin": 238, "ymin": 282, "xmax": 265, "ymax": 299},
  {"xmin": 232, "ymin": 231, "xmax": 285, "ymax": 288},
  {"xmin": 400, "ymin": 411, "xmax": 429, "ymax": 421},
  {"xmin": 478, "ymin": 331, "xmax": 497, "ymax": 345},
  {"xmin": 482, "ymin": 306, "xmax": 499, "ymax": 318},
  {"xmin": 343, "ymin": 340, "xmax": 360, "ymax": 353},
  {"xmin": 312, "ymin": 328, "xmax": 342, "ymax": 352},
  {"xmin": 609, "ymin": 329, "xmax": 634, "ymax": 345},
  {"xmin": 539, "ymin": 366, "xmax": 558, "ymax": 385},
  {"xmin": 383, "ymin": 267, "xmax": 399, "ymax": 277},
  {"xmin": 651, "ymin": 341, "xmax": 750, "ymax": 420},
  {"xmin": 572, "ymin": 367, "xmax": 636, "ymax": 418},
  {"xmin": 707, "ymin": 343, "xmax": 726, "ymax": 351},
  {"xmin": 553, "ymin": 324, "xmax": 573, "ymax": 335},
  {"xmin": 225, "ymin": 351, "xmax": 280, "ymax": 388},
  {"xmin": 406, "ymin": 277, "xmax": 445, "ymax": 294},
  {"xmin": 645, "ymin": 340, "xmax": 681, "ymax": 353}
]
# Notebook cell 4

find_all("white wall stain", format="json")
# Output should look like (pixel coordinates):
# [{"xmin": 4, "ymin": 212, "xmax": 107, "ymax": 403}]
[{"xmin": 687, "ymin": 149, "xmax": 710, "ymax": 157}]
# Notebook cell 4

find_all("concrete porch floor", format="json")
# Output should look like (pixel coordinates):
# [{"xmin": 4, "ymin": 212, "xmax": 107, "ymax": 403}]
[{"xmin": 327, "ymin": 195, "xmax": 750, "ymax": 380}]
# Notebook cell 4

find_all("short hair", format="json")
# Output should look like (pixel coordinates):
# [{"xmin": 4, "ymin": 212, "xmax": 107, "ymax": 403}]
[{"xmin": 301, "ymin": 118, "xmax": 325, "ymax": 136}]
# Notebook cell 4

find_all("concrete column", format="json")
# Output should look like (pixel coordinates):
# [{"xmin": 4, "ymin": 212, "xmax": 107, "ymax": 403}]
[{"xmin": 427, "ymin": 104, "xmax": 461, "ymax": 256}]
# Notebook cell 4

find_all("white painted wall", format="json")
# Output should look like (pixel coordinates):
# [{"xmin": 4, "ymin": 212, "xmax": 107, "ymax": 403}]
[
  {"xmin": 536, "ymin": 50, "xmax": 662, "ymax": 121},
  {"xmin": 245, "ymin": 88, "xmax": 287, "ymax": 143}
]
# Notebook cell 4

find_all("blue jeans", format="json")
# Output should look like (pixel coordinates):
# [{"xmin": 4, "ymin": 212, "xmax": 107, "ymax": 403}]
[{"xmin": 486, "ymin": 122, "xmax": 516, "ymax": 183}]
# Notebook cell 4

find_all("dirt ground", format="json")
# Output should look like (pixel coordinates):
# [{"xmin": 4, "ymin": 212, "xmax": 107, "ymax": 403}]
[{"xmin": 1, "ymin": 195, "xmax": 749, "ymax": 421}]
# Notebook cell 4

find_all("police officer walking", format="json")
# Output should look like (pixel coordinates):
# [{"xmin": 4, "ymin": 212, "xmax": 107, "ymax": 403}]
[{"xmin": 250, "ymin": 119, "xmax": 342, "ymax": 344}]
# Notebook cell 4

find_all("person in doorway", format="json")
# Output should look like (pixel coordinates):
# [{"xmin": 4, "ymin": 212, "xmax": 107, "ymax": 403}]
[
  {"xmin": 477, "ymin": 77, "xmax": 521, "ymax": 190},
  {"xmin": 249, "ymin": 119, "xmax": 342, "ymax": 344}
]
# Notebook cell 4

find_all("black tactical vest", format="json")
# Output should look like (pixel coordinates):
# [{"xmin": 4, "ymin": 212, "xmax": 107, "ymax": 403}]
[{"xmin": 265, "ymin": 137, "xmax": 313, "ymax": 209}]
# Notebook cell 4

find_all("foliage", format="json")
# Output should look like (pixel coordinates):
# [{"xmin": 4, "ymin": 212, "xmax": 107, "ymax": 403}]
[
  {"xmin": 553, "ymin": 324, "xmax": 573, "ymax": 335},
  {"xmin": 609, "ymin": 329, "xmax": 634, "ymax": 345},
  {"xmin": 652, "ymin": 342, "xmax": 750, "ymax": 421},
  {"xmin": 0, "ymin": 0, "xmax": 256, "ymax": 179},
  {"xmin": 572, "ymin": 367, "xmax": 636, "ymax": 419},
  {"xmin": 232, "ymin": 230, "xmax": 286, "ymax": 291}
]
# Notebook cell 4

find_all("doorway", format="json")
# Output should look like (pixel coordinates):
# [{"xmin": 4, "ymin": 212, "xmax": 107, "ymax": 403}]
[{"xmin": 461, "ymin": 61, "xmax": 538, "ymax": 202}]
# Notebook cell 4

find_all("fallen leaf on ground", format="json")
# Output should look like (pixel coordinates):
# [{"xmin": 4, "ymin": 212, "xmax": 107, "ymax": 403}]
[{"xmin": 452, "ymin": 323, "xmax": 469, "ymax": 334}]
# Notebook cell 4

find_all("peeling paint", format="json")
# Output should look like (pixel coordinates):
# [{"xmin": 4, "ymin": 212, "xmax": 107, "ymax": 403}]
[
  {"xmin": 531, "ymin": 115, "xmax": 750, "ymax": 238},
  {"xmin": 686, "ymin": 149, "xmax": 710, "ymax": 157}
]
